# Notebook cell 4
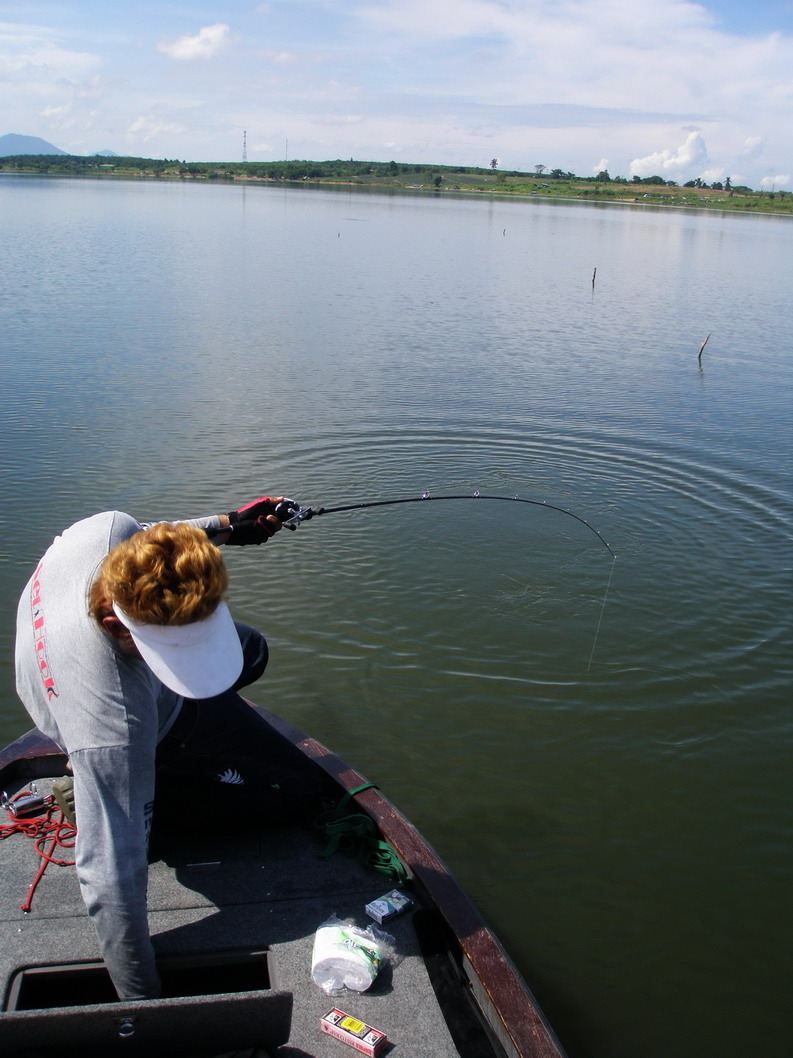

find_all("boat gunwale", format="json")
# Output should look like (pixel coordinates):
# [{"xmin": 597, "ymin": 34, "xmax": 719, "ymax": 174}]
[{"xmin": 256, "ymin": 705, "xmax": 566, "ymax": 1058}]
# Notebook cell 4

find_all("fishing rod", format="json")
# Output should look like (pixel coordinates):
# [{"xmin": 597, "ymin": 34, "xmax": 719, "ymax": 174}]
[
  {"xmin": 270, "ymin": 492, "xmax": 617, "ymax": 671},
  {"xmin": 278, "ymin": 492, "xmax": 617, "ymax": 671},
  {"xmin": 276, "ymin": 492, "xmax": 617, "ymax": 560}
]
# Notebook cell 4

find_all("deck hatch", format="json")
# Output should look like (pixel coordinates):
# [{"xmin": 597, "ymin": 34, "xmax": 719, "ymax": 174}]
[{"xmin": 5, "ymin": 948, "xmax": 275, "ymax": 1011}]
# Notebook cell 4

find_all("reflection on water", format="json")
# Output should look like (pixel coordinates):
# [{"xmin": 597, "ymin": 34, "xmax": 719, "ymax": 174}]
[{"xmin": 1, "ymin": 176, "xmax": 791, "ymax": 1058}]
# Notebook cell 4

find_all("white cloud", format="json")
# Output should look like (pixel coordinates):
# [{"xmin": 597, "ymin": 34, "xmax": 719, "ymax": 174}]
[
  {"xmin": 0, "ymin": 39, "xmax": 99, "ymax": 81},
  {"xmin": 629, "ymin": 130, "xmax": 708, "ymax": 178},
  {"xmin": 760, "ymin": 174, "xmax": 790, "ymax": 188},
  {"xmin": 740, "ymin": 135, "xmax": 767, "ymax": 160},
  {"xmin": 127, "ymin": 116, "xmax": 186, "ymax": 143},
  {"xmin": 157, "ymin": 24, "xmax": 230, "ymax": 61},
  {"xmin": 41, "ymin": 103, "xmax": 71, "ymax": 121},
  {"xmin": 593, "ymin": 158, "xmax": 609, "ymax": 173},
  {"xmin": 358, "ymin": 0, "xmax": 513, "ymax": 41},
  {"xmin": 264, "ymin": 50, "xmax": 299, "ymax": 64},
  {"xmin": 700, "ymin": 166, "xmax": 725, "ymax": 184},
  {"xmin": 313, "ymin": 113, "xmax": 366, "ymax": 126},
  {"xmin": 255, "ymin": 48, "xmax": 330, "ymax": 66}
]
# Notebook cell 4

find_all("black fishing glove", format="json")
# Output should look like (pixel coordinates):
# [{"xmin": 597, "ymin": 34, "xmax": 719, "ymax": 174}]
[
  {"xmin": 227, "ymin": 496, "xmax": 279, "ymax": 524},
  {"xmin": 224, "ymin": 496, "xmax": 297, "ymax": 545},
  {"xmin": 223, "ymin": 517, "xmax": 276, "ymax": 545}
]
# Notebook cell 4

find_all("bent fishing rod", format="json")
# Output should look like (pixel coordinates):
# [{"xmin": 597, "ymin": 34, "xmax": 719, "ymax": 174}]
[
  {"xmin": 222, "ymin": 492, "xmax": 617, "ymax": 670},
  {"xmin": 274, "ymin": 492, "xmax": 617, "ymax": 560}
]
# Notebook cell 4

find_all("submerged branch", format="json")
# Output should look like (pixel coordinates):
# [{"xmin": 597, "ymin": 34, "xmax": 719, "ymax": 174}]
[{"xmin": 697, "ymin": 333, "xmax": 712, "ymax": 364}]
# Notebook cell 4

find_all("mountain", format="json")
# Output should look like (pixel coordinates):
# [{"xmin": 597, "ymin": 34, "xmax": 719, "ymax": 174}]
[
  {"xmin": 94, "ymin": 150, "xmax": 119, "ymax": 157},
  {"xmin": 0, "ymin": 133, "xmax": 68, "ymax": 156}
]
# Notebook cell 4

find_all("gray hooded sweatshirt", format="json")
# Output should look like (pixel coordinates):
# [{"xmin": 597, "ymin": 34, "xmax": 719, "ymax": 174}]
[{"xmin": 15, "ymin": 510, "xmax": 222, "ymax": 999}]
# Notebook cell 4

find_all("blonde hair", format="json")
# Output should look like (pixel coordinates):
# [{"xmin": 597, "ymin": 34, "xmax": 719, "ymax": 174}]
[{"xmin": 89, "ymin": 522, "xmax": 228, "ymax": 626}]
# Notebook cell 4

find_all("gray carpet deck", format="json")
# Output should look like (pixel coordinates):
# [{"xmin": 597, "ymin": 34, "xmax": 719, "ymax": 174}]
[{"xmin": 1, "ymin": 779, "xmax": 460, "ymax": 1056}]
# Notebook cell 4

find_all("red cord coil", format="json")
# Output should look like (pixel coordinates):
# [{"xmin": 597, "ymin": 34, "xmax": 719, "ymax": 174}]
[{"xmin": 1, "ymin": 790, "xmax": 77, "ymax": 912}]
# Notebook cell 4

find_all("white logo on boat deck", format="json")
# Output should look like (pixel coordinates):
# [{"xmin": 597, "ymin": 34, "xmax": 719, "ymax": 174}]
[{"xmin": 218, "ymin": 768, "xmax": 244, "ymax": 785}]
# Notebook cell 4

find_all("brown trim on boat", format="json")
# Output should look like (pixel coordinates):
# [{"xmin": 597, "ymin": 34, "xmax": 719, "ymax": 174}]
[{"xmin": 0, "ymin": 729, "xmax": 67, "ymax": 784}]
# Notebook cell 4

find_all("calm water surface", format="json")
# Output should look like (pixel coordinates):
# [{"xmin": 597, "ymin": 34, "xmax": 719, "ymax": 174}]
[{"xmin": 1, "ymin": 175, "xmax": 791, "ymax": 1058}]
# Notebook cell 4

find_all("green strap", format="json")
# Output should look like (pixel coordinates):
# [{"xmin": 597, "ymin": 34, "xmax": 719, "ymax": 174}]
[
  {"xmin": 364, "ymin": 838, "xmax": 409, "ymax": 882},
  {"xmin": 338, "ymin": 782, "xmax": 379, "ymax": 807},
  {"xmin": 314, "ymin": 783, "xmax": 408, "ymax": 883}
]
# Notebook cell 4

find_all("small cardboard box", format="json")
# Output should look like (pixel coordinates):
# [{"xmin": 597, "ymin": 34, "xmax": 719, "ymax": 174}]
[
  {"xmin": 321, "ymin": 1008, "xmax": 388, "ymax": 1056},
  {"xmin": 365, "ymin": 888, "xmax": 413, "ymax": 924}
]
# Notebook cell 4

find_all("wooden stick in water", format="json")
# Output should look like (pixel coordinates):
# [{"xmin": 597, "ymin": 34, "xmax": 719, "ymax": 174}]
[{"xmin": 698, "ymin": 333, "xmax": 712, "ymax": 363}]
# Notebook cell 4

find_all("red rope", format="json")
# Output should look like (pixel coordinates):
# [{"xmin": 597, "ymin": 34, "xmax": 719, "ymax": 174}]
[{"xmin": 1, "ymin": 791, "xmax": 77, "ymax": 912}]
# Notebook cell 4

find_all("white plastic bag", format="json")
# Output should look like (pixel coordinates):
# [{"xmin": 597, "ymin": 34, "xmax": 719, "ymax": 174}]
[{"xmin": 311, "ymin": 915, "xmax": 394, "ymax": 996}]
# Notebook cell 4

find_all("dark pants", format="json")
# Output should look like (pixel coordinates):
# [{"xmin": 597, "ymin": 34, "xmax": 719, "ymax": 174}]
[{"xmin": 153, "ymin": 623, "xmax": 325, "ymax": 832}]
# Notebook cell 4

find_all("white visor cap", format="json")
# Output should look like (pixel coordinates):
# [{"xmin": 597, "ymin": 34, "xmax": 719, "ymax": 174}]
[{"xmin": 112, "ymin": 600, "xmax": 244, "ymax": 698}]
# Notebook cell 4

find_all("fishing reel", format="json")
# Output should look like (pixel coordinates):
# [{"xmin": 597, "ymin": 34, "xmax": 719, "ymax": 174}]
[{"xmin": 274, "ymin": 500, "xmax": 317, "ymax": 529}]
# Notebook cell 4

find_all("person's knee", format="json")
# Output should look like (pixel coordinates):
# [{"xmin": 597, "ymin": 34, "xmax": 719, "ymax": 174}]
[{"xmin": 233, "ymin": 623, "xmax": 268, "ymax": 689}]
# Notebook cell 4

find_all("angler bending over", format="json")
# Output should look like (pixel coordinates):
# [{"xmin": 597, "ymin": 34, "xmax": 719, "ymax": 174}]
[{"xmin": 15, "ymin": 497, "xmax": 321, "ymax": 1000}]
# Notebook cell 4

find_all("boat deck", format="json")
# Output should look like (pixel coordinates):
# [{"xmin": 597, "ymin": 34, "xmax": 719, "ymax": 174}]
[
  {"xmin": 1, "ymin": 713, "xmax": 567, "ymax": 1058},
  {"xmin": 0, "ymin": 777, "xmax": 477, "ymax": 1057}
]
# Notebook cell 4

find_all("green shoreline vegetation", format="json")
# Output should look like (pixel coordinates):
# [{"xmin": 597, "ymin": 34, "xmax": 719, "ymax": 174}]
[{"xmin": 2, "ymin": 154, "xmax": 791, "ymax": 215}]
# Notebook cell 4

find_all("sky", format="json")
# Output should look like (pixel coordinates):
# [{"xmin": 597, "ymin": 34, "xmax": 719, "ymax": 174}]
[{"xmin": 1, "ymin": 0, "xmax": 791, "ymax": 189}]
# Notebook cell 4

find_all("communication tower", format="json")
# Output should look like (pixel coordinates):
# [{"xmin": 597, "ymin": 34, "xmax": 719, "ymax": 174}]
[{"xmin": 242, "ymin": 130, "xmax": 248, "ymax": 163}]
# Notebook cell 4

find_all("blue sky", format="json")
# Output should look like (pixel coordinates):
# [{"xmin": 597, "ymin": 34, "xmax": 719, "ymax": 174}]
[{"xmin": 2, "ymin": 0, "xmax": 791, "ymax": 188}]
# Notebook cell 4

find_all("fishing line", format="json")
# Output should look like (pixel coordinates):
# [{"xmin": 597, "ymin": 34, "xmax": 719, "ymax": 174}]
[
  {"xmin": 587, "ymin": 552, "xmax": 617, "ymax": 672},
  {"xmin": 280, "ymin": 492, "xmax": 618, "ymax": 670}
]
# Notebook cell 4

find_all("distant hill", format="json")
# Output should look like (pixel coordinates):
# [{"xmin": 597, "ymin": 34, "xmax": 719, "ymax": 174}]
[
  {"xmin": 0, "ymin": 133, "xmax": 67, "ymax": 156},
  {"xmin": 95, "ymin": 150, "xmax": 119, "ymax": 158}
]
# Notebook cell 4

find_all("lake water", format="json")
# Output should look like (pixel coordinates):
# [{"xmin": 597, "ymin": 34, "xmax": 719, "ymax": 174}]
[{"xmin": 1, "ymin": 174, "xmax": 791, "ymax": 1058}]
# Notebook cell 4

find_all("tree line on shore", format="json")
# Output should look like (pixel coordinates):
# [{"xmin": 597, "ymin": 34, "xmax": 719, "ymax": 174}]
[{"xmin": 1, "ymin": 153, "xmax": 788, "ymax": 209}]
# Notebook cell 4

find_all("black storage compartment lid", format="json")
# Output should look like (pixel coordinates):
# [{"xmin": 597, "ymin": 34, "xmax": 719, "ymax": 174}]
[{"xmin": 0, "ymin": 988, "xmax": 293, "ymax": 1054}]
